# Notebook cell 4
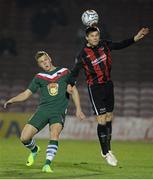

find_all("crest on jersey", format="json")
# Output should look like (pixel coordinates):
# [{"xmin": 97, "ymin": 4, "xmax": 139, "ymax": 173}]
[{"xmin": 47, "ymin": 83, "xmax": 59, "ymax": 96}]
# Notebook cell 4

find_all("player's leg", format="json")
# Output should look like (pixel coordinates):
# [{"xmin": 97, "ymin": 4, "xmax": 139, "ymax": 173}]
[
  {"xmin": 105, "ymin": 81, "xmax": 114, "ymax": 152},
  {"xmin": 20, "ymin": 123, "xmax": 38, "ymax": 152},
  {"xmin": 88, "ymin": 84, "xmax": 117, "ymax": 166},
  {"xmin": 20, "ymin": 124, "xmax": 40, "ymax": 166},
  {"xmin": 88, "ymin": 85, "xmax": 109, "ymax": 157},
  {"xmin": 21, "ymin": 110, "xmax": 48, "ymax": 166},
  {"xmin": 96, "ymin": 114, "xmax": 108, "ymax": 156},
  {"xmin": 106, "ymin": 112, "xmax": 113, "ymax": 152},
  {"xmin": 42, "ymin": 115, "xmax": 64, "ymax": 173},
  {"xmin": 106, "ymin": 112, "xmax": 117, "ymax": 164},
  {"xmin": 96, "ymin": 112, "xmax": 116, "ymax": 166},
  {"xmin": 105, "ymin": 81, "xmax": 117, "ymax": 164}
]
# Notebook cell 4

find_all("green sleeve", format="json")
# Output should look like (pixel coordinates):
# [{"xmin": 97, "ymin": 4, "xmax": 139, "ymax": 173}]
[{"xmin": 28, "ymin": 77, "xmax": 39, "ymax": 93}]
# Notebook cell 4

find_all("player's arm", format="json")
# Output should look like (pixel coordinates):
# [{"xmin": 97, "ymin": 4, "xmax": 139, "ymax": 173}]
[
  {"xmin": 70, "ymin": 86, "xmax": 86, "ymax": 120},
  {"xmin": 107, "ymin": 27, "xmax": 149, "ymax": 50},
  {"xmin": 4, "ymin": 75, "xmax": 39, "ymax": 108},
  {"xmin": 4, "ymin": 89, "xmax": 32, "ymax": 108},
  {"xmin": 68, "ymin": 55, "xmax": 83, "ymax": 86}
]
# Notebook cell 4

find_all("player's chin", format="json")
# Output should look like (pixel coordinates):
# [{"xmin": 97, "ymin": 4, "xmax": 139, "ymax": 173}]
[
  {"xmin": 92, "ymin": 42, "xmax": 99, "ymax": 46},
  {"xmin": 43, "ymin": 66, "xmax": 50, "ymax": 71}
]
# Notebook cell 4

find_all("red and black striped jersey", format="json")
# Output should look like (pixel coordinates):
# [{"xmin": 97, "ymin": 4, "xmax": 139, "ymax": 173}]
[{"xmin": 70, "ymin": 37, "xmax": 135, "ymax": 86}]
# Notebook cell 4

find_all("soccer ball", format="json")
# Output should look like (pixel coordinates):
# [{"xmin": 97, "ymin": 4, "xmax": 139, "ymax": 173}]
[{"xmin": 81, "ymin": 10, "xmax": 99, "ymax": 27}]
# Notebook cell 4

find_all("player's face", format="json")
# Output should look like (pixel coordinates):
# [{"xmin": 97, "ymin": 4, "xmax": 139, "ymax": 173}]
[
  {"xmin": 37, "ymin": 54, "xmax": 52, "ymax": 71},
  {"xmin": 86, "ymin": 31, "xmax": 100, "ymax": 46}
]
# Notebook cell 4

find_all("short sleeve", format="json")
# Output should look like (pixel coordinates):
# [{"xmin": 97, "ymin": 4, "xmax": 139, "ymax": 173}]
[{"xmin": 28, "ymin": 77, "xmax": 39, "ymax": 93}]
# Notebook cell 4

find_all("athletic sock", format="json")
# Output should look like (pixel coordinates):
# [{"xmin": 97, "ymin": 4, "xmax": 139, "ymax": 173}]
[
  {"xmin": 22, "ymin": 139, "xmax": 38, "ymax": 152},
  {"xmin": 45, "ymin": 140, "xmax": 58, "ymax": 165},
  {"xmin": 97, "ymin": 124, "xmax": 108, "ymax": 155},
  {"xmin": 106, "ymin": 121, "xmax": 112, "ymax": 151}
]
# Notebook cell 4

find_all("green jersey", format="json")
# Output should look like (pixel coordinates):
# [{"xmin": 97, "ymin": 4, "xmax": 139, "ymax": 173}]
[{"xmin": 28, "ymin": 67, "xmax": 70, "ymax": 114}]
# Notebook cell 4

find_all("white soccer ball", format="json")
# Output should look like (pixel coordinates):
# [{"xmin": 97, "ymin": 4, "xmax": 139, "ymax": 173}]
[{"xmin": 81, "ymin": 10, "xmax": 99, "ymax": 27}]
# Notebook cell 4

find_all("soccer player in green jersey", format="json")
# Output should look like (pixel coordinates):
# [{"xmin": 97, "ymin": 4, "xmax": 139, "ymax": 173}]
[{"xmin": 4, "ymin": 51, "xmax": 85, "ymax": 173}]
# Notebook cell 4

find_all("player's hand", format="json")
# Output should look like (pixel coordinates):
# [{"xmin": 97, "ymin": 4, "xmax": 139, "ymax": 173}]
[
  {"xmin": 67, "ymin": 84, "xmax": 73, "ymax": 94},
  {"xmin": 4, "ymin": 100, "xmax": 12, "ymax": 109},
  {"xmin": 134, "ymin": 27, "xmax": 149, "ymax": 42},
  {"xmin": 76, "ymin": 109, "xmax": 86, "ymax": 120}
]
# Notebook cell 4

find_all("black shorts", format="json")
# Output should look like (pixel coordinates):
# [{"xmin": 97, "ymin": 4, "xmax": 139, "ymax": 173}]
[{"xmin": 88, "ymin": 81, "xmax": 114, "ymax": 115}]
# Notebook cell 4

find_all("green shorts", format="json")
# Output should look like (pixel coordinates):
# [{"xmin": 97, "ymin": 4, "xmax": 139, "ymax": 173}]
[{"xmin": 27, "ymin": 109, "xmax": 66, "ymax": 131}]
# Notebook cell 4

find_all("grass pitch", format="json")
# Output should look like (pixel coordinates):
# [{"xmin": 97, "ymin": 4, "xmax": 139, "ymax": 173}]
[{"xmin": 0, "ymin": 138, "xmax": 153, "ymax": 179}]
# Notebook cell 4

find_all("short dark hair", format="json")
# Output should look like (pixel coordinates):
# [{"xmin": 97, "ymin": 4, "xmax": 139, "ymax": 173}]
[
  {"xmin": 85, "ymin": 26, "xmax": 100, "ymax": 36},
  {"xmin": 35, "ymin": 51, "xmax": 48, "ymax": 60}
]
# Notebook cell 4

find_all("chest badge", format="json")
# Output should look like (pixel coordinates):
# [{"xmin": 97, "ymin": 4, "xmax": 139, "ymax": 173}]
[{"xmin": 47, "ymin": 83, "xmax": 59, "ymax": 96}]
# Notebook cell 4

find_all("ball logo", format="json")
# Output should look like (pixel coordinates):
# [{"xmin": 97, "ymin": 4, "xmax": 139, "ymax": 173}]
[{"xmin": 47, "ymin": 83, "xmax": 59, "ymax": 96}]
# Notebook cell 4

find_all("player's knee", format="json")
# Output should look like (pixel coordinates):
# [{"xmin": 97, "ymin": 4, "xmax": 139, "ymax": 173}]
[
  {"xmin": 50, "ymin": 130, "xmax": 60, "ymax": 140},
  {"xmin": 96, "ymin": 114, "xmax": 107, "ymax": 125},
  {"xmin": 20, "ymin": 131, "xmax": 32, "ymax": 143},
  {"xmin": 106, "ymin": 112, "xmax": 113, "ymax": 122},
  {"xmin": 20, "ymin": 134, "xmax": 30, "ymax": 143}
]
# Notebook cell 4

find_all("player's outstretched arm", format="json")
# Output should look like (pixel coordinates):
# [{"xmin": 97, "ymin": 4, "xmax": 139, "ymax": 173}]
[
  {"xmin": 108, "ymin": 27, "xmax": 149, "ymax": 50},
  {"xmin": 70, "ymin": 86, "xmax": 86, "ymax": 120},
  {"xmin": 4, "ymin": 89, "xmax": 32, "ymax": 108},
  {"xmin": 134, "ymin": 27, "xmax": 149, "ymax": 42}
]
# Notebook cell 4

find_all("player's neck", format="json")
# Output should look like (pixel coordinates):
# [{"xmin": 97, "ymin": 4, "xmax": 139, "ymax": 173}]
[{"xmin": 87, "ymin": 43, "xmax": 97, "ymax": 48}]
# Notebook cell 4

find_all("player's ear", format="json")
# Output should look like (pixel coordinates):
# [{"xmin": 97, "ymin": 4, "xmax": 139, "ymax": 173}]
[
  {"xmin": 37, "ymin": 62, "xmax": 41, "ymax": 68},
  {"xmin": 85, "ymin": 36, "xmax": 89, "ymax": 41}
]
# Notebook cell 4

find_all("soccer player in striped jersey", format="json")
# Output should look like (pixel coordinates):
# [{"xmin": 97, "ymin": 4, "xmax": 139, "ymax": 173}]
[
  {"xmin": 70, "ymin": 26, "xmax": 149, "ymax": 166},
  {"xmin": 4, "ymin": 51, "xmax": 85, "ymax": 173}
]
